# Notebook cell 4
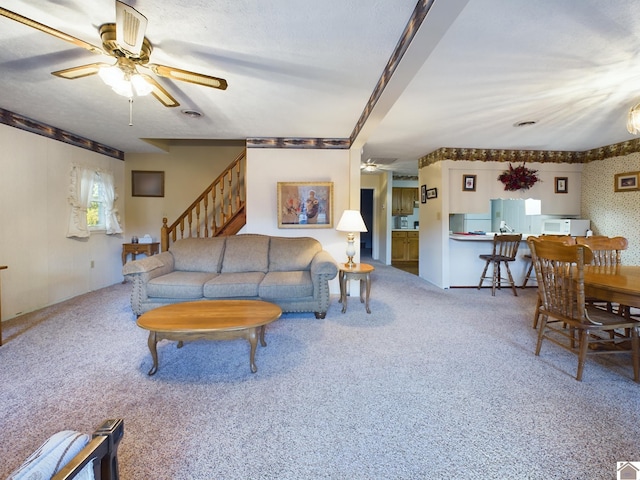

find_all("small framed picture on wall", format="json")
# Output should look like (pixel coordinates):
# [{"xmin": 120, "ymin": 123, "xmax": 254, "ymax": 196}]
[
  {"xmin": 462, "ymin": 174, "xmax": 476, "ymax": 192},
  {"xmin": 554, "ymin": 177, "xmax": 568, "ymax": 194},
  {"xmin": 614, "ymin": 171, "xmax": 640, "ymax": 192},
  {"xmin": 421, "ymin": 185, "xmax": 427, "ymax": 203}
]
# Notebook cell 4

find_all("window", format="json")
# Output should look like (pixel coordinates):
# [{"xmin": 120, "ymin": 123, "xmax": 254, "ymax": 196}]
[
  {"xmin": 67, "ymin": 166, "xmax": 121, "ymax": 238},
  {"xmin": 87, "ymin": 173, "xmax": 106, "ymax": 230}
]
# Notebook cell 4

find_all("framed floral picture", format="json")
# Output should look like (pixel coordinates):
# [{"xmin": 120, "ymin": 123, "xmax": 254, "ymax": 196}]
[
  {"xmin": 463, "ymin": 174, "xmax": 476, "ymax": 192},
  {"xmin": 554, "ymin": 177, "xmax": 568, "ymax": 194},
  {"xmin": 614, "ymin": 172, "xmax": 639, "ymax": 192},
  {"xmin": 277, "ymin": 182, "xmax": 333, "ymax": 228},
  {"xmin": 426, "ymin": 187, "xmax": 438, "ymax": 199}
]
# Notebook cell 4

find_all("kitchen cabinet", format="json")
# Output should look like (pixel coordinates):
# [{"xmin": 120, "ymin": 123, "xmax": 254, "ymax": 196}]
[
  {"xmin": 392, "ymin": 188, "xmax": 418, "ymax": 215},
  {"xmin": 392, "ymin": 231, "xmax": 419, "ymax": 262}
]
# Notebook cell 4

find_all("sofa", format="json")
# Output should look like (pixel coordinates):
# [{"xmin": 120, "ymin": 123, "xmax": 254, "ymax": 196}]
[{"xmin": 122, "ymin": 234, "xmax": 338, "ymax": 319}]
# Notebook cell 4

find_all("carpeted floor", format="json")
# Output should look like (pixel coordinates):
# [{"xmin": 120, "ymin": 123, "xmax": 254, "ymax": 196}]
[{"xmin": 1, "ymin": 258, "xmax": 639, "ymax": 479}]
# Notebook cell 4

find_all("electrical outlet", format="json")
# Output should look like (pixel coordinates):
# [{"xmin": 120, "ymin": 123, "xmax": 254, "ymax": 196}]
[{"xmin": 90, "ymin": 260, "xmax": 95, "ymax": 268}]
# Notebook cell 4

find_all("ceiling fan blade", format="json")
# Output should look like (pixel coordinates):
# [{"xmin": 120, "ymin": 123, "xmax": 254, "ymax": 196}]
[
  {"xmin": 52, "ymin": 62, "xmax": 111, "ymax": 79},
  {"xmin": 147, "ymin": 63, "xmax": 228, "ymax": 90},
  {"xmin": 139, "ymin": 74, "xmax": 180, "ymax": 107},
  {"xmin": 0, "ymin": 7, "xmax": 104, "ymax": 55},
  {"xmin": 115, "ymin": 0, "xmax": 147, "ymax": 57}
]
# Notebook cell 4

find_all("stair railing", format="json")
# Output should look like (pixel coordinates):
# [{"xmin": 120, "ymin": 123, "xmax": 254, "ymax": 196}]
[{"xmin": 161, "ymin": 150, "xmax": 246, "ymax": 251}]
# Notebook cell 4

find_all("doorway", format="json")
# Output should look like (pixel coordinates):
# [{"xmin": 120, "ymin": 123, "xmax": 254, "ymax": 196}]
[{"xmin": 360, "ymin": 189, "xmax": 374, "ymax": 258}]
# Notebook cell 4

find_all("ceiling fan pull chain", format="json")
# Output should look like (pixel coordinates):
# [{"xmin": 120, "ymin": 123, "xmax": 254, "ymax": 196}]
[{"xmin": 129, "ymin": 97, "xmax": 133, "ymax": 126}]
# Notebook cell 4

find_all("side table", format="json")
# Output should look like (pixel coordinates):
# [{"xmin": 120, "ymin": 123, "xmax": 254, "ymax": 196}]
[
  {"xmin": 122, "ymin": 242, "xmax": 160, "ymax": 266},
  {"xmin": 339, "ymin": 263, "xmax": 375, "ymax": 314},
  {"xmin": 0, "ymin": 265, "xmax": 7, "ymax": 346},
  {"xmin": 122, "ymin": 243, "xmax": 160, "ymax": 283}
]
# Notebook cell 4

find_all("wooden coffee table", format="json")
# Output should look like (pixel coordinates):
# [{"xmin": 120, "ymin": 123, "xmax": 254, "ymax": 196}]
[{"xmin": 136, "ymin": 300, "xmax": 282, "ymax": 375}]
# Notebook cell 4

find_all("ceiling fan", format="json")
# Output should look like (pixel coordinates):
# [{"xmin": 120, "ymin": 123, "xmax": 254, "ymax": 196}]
[
  {"xmin": 360, "ymin": 158, "xmax": 397, "ymax": 173},
  {"xmin": 0, "ymin": 1, "xmax": 228, "ymax": 108}
]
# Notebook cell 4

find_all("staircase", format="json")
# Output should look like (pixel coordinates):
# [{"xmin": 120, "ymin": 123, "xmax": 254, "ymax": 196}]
[{"xmin": 160, "ymin": 150, "xmax": 246, "ymax": 251}]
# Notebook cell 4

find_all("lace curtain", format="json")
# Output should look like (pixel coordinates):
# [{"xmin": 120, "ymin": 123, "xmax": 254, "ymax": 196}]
[
  {"xmin": 100, "ymin": 170, "xmax": 123, "ymax": 235},
  {"xmin": 66, "ymin": 166, "xmax": 95, "ymax": 238},
  {"xmin": 66, "ymin": 165, "xmax": 122, "ymax": 238}
]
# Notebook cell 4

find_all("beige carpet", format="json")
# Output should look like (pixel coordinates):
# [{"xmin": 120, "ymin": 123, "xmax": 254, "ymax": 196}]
[{"xmin": 1, "ymin": 259, "xmax": 639, "ymax": 479}]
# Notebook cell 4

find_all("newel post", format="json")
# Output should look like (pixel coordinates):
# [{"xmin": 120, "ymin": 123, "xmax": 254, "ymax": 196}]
[{"xmin": 161, "ymin": 217, "xmax": 169, "ymax": 252}]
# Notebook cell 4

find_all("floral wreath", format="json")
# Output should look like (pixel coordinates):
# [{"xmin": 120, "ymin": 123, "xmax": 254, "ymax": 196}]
[{"xmin": 497, "ymin": 163, "xmax": 540, "ymax": 191}]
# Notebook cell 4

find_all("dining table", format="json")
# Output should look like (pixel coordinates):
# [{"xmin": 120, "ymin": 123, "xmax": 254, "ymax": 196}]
[{"xmin": 583, "ymin": 265, "xmax": 640, "ymax": 312}]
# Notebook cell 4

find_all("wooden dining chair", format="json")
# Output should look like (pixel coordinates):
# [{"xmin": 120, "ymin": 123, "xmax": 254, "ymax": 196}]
[
  {"xmin": 477, "ymin": 234, "xmax": 522, "ymax": 296},
  {"xmin": 527, "ymin": 237, "xmax": 639, "ymax": 382},
  {"xmin": 527, "ymin": 236, "xmax": 577, "ymax": 329},
  {"xmin": 522, "ymin": 234, "xmax": 575, "ymax": 288},
  {"xmin": 575, "ymin": 235, "xmax": 628, "ymax": 314}
]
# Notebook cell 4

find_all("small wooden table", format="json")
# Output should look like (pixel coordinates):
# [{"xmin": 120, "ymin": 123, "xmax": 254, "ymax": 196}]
[
  {"xmin": 339, "ymin": 263, "xmax": 375, "ymax": 314},
  {"xmin": 0, "ymin": 265, "xmax": 6, "ymax": 346},
  {"xmin": 122, "ymin": 242, "xmax": 160, "ymax": 266},
  {"xmin": 136, "ymin": 300, "xmax": 282, "ymax": 375}
]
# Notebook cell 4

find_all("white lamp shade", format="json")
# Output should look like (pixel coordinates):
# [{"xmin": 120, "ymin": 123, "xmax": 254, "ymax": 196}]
[{"xmin": 336, "ymin": 210, "xmax": 367, "ymax": 232}]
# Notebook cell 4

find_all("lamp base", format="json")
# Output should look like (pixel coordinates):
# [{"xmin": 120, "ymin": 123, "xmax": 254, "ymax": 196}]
[{"xmin": 345, "ymin": 234, "xmax": 357, "ymax": 269}]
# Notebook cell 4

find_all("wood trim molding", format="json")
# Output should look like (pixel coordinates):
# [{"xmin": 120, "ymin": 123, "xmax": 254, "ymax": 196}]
[
  {"xmin": 419, "ymin": 138, "xmax": 640, "ymax": 168},
  {"xmin": 246, "ymin": 138, "xmax": 349, "ymax": 149},
  {"xmin": 0, "ymin": 108, "xmax": 124, "ymax": 160}
]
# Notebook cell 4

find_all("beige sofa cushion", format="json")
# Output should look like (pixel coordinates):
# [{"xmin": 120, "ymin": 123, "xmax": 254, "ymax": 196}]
[
  {"xmin": 147, "ymin": 271, "xmax": 218, "ymax": 298},
  {"xmin": 170, "ymin": 237, "xmax": 226, "ymax": 273},
  {"xmin": 269, "ymin": 236, "xmax": 321, "ymax": 272},
  {"xmin": 221, "ymin": 234, "xmax": 270, "ymax": 273},
  {"xmin": 204, "ymin": 272, "xmax": 265, "ymax": 298},
  {"xmin": 259, "ymin": 271, "xmax": 313, "ymax": 298}
]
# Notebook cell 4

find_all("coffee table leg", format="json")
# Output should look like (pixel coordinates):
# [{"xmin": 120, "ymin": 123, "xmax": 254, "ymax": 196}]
[
  {"xmin": 260, "ymin": 325, "xmax": 267, "ymax": 347},
  {"xmin": 247, "ymin": 327, "xmax": 259, "ymax": 373},
  {"xmin": 147, "ymin": 331, "xmax": 159, "ymax": 376}
]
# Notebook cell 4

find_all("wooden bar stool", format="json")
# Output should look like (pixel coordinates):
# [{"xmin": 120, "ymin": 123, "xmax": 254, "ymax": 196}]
[
  {"xmin": 477, "ymin": 234, "xmax": 522, "ymax": 296},
  {"xmin": 521, "ymin": 234, "xmax": 576, "ymax": 288}
]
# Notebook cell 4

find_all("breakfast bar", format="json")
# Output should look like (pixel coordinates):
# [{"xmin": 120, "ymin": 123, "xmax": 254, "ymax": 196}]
[{"xmin": 449, "ymin": 233, "xmax": 533, "ymax": 288}]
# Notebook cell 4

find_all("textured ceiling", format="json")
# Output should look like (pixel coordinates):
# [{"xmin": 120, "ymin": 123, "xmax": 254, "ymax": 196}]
[{"xmin": 1, "ymin": 0, "xmax": 640, "ymax": 176}]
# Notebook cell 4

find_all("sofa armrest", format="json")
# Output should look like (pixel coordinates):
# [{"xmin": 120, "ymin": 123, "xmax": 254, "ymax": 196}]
[
  {"xmin": 310, "ymin": 250, "xmax": 338, "ymax": 279},
  {"xmin": 123, "ymin": 252, "xmax": 175, "ymax": 316},
  {"xmin": 122, "ymin": 251, "xmax": 174, "ymax": 278}
]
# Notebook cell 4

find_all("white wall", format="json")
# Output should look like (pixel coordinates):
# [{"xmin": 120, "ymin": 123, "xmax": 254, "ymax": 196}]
[
  {"xmin": 245, "ymin": 148, "xmax": 357, "ymax": 293},
  {"xmin": 0, "ymin": 124, "xmax": 125, "ymax": 320},
  {"xmin": 446, "ymin": 161, "xmax": 583, "ymax": 214}
]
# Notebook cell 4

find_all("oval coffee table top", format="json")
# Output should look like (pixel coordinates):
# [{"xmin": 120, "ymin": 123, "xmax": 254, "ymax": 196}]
[{"xmin": 137, "ymin": 300, "xmax": 282, "ymax": 332}]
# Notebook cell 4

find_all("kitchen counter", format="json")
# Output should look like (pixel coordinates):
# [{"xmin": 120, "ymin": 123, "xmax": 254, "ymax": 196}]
[
  {"xmin": 448, "ymin": 233, "xmax": 532, "ymax": 287},
  {"xmin": 392, "ymin": 228, "xmax": 419, "ymax": 232},
  {"xmin": 450, "ymin": 232, "xmax": 535, "ymax": 241}
]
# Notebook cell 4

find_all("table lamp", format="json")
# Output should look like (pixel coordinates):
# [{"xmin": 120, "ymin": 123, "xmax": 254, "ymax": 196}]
[{"xmin": 336, "ymin": 210, "xmax": 368, "ymax": 268}]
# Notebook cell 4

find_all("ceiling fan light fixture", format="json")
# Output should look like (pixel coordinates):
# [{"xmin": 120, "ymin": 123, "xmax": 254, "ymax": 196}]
[
  {"xmin": 130, "ymin": 73, "xmax": 152, "ymax": 96},
  {"xmin": 363, "ymin": 164, "xmax": 377, "ymax": 172},
  {"xmin": 627, "ymin": 102, "xmax": 640, "ymax": 135},
  {"xmin": 98, "ymin": 64, "xmax": 124, "ymax": 87},
  {"xmin": 110, "ymin": 79, "xmax": 133, "ymax": 97},
  {"xmin": 99, "ymin": 64, "xmax": 152, "ymax": 98}
]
